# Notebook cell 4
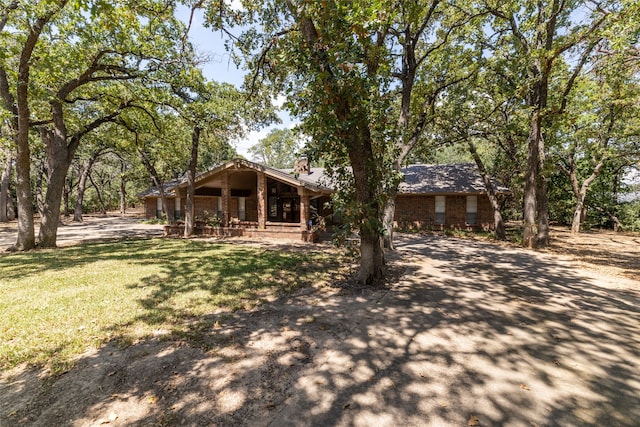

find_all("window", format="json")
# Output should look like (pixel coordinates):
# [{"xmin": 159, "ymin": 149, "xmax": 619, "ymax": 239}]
[
  {"xmin": 156, "ymin": 198, "xmax": 162, "ymax": 218},
  {"xmin": 466, "ymin": 195, "xmax": 477, "ymax": 225},
  {"xmin": 238, "ymin": 197, "xmax": 246, "ymax": 221},
  {"xmin": 217, "ymin": 197, "xmax": 223, "ymax": 218},
  {"xmin": 174, "ymin": 198, "xmax": 181, "ymax": 220},
  {"xmin": 268, "ymin": 196, "xmax": 278, "ymax": 218},
  {"xmin": 435, "ymin": 196, "xmax": 445, "ymax": 224}
]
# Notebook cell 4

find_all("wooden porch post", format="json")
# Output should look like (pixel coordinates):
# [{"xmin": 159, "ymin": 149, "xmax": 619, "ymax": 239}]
[
  {"xmin": 222, "ymin": 171, "xmax": 230, "ymax": 227},
  {"xmin": 299, "ymin": 188, "xmax": 310, "ymax": 231},
  {"xmin": 257, "ymin": 172, "xmax": 266, "ymax": 228}
]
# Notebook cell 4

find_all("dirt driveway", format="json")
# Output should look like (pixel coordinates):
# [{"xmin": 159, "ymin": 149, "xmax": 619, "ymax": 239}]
[
  {"xmin": 0, "ymin": 214, "xmax": 164, "ymax": 250},
  {"xmin": 1, "ymin": 227, "xmax": 639, "ymax": 426}
]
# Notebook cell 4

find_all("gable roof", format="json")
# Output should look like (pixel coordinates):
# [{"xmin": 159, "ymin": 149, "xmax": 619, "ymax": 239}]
[
  {"xmin": 138, "ymin": 158, "xmax": 333, "ymax": 198},
  {"xmin": 398, "ymin": 163, "xmax": 510, "ymax": 194}
]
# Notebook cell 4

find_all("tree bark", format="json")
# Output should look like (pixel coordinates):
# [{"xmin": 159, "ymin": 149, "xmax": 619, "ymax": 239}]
[
  {"xmin": 468, "ymin": 140, "xmax": 506, "ymax": 240},
  {"xmin": 73, "ymin": 152, "xmax": 101, "ymax": 222},
  {"xmin": 88, "ymin": 171, "xmax": 107, "ymax": 215},
  {"xmin": 286, "ymin": 1, "xmax": 384, "ymax": 283},
  {"xmin": 139, "ymin": 149, "xmax": 173, "ymax": 222},
  {"xmin": 522, "ymin": 112, "xmax": 541, "ymax": 248},
  {"xmin": 73, "ymin": 161, "xmax": 92, "ymax": 221},
  {"xmin": 34, "ymin": 155, "xmax": 47, "ymax": 216},
  {"xmin": 63, "ymin": 177, "xmax": 71, "ymax": 218},
  {"xmin": 184, "ymin": 126, "xmax": 200, "ymax": 238},
  {"xmin": 0, "ymin": 153, "xmax": 12, "ymax": 222},
  {"xmin": 37, "ymin": 126, "xmax": 73, "ymax": 248},
  {"xmin": 381, "ymin": 196, "xmax": 396, "ymax": 250},
  {"xmin": 119, "ymin": 157, "xmax": 127, "ymax": 215},
  {"xmin": 3, "ymin": 2, "xmax": 64, "ymax": 251},
  {"xmin": 346, "ymin": 122, "xmax": 384, "ymax": 284},
  {"xmin": 536, "ymin": 135, "xmax": 549, "ymax": 246}
]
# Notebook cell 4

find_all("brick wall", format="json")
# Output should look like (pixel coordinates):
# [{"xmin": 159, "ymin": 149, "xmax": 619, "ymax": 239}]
[
  {"xmin": 246, "ymin": 194, "xmax": 258, "ymax": 222},
  {"xmin": 395, "ymin": 194, "xmax": 496, "ymax": 230},
  {"xmin": 194, "ymin": 196, "xmax": 218, "ymax": 219},
  {"xmin": 144, "ymin": 198, "xmax": 156, "ymax": 218}
]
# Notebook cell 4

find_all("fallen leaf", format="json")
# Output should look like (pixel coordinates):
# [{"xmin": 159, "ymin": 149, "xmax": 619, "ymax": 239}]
[
  {"xmin": 468, "ymin": 415, "xmax": 480, "ymax": 426},
  {"xmin": 553, "ymin": 359, "xmax": 561, "ymax": 366},
  {"xmin": 520, "ymin": 383, "xmax": 530, "ymax": 390},
  {"xmin": 343, "ymin": 403, "xmax": 351, "ymax": 410},
  {"xmin": 108, "ymin": 412, "xmax": 118, "ymax": 422}
]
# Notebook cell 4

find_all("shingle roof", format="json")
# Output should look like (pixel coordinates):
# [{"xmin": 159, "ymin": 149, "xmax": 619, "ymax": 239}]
[
  {"xmin": 138, "ymin": 160, "xmax": 509, "ymax": 198},
  {"xmin": 276, "ymin": 167, "xmax": 335, "ymax": 189},
  {"xmin": 398, "ymin": 163, "xmax": 510, "ymax": 194},
  {"xmin": 136, "ymin": 177, "xmax": 183, "ymax": 198}
]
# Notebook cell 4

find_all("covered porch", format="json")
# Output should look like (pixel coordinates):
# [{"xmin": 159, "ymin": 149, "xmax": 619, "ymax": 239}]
[{"xmin": 160, "ymin": 159, "xmax": 332, "ymax": 242}]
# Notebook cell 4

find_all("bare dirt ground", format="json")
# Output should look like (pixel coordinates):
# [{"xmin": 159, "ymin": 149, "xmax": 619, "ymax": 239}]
[{"xmin": 1, "ymin": 219, "xmax": 639, "ymax": 426}]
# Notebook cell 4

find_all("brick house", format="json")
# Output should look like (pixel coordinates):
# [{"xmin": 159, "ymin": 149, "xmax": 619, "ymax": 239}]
[
  {"xmin": 394, "ymin": 163, "xmax": 509, "ymax": 231},
  {"xmin": 140, "ymin": 158, "xmax": 333, "ymax": 241},
  {"xmin": 140, "ymin": 159, "xmax": 508, "ymax": 241}
]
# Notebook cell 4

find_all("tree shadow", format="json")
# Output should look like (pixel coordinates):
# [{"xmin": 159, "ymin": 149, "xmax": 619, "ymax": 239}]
[{"xmin": 1, "ymin": 234, "xmax": 638, "ymax": 426}]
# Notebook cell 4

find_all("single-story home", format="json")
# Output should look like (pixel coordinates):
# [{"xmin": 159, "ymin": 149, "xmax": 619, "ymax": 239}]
[
  {"xmin": 139, "ymin": 158, "xmax": 509, "ymax": 241},
  {"xmin": 395, "ymin": 163, "xmax": 510, "ymax": 231}
]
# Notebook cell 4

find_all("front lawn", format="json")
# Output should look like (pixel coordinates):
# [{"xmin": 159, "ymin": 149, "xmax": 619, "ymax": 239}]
[{"xmin": 0, "ymin": 239, "xmax": 345, "ymax": 374}]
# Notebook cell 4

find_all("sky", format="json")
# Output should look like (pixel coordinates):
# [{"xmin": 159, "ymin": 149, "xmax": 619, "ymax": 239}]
[{"xmin": 175, "ymin": 5, "xmax": 294, "ymax": 160}]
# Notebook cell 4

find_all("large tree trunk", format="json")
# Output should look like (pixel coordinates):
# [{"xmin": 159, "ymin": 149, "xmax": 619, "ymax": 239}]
[
  {"xmin": 536, "ymin": 170, "xmax": 549, "ymax": 246},
  {"xmin": 34, "ymin": 155, "xmax": 47, "ymax": 215},
  {"xmin": 63, "ymin": 178, "xmax": 71, "ymax": 218},
  {"xmin": 522, "ymin": 112, "xmax": 541, "ymax": 248},
  {"xmin": 8, "ymin": 4, "xmax": 62, "ymax": 251},
  {"xmin": 12, "ymin": 133, "xmax": 35, "ymax": 250},
  {"xmin": 38, "ymin": 127, "xmax": 74, "ymax": 248},
  {"xmin": 0, "ymin": 153, "xmax": 12, "ymax": 222},
  {"xmin": 468, "ymin": 140, "xmax": 506, "ymax": 240},
  {"xmin": 347, "ymin": 124, "xmax": 384, "ymax": 285},
  {"xmin": 184, "ymin": 126, "xmax": 200, "ymax": 238},
  {"xmin": 536, "ymin": 137, "xmax": 549, "ymax": 246}
]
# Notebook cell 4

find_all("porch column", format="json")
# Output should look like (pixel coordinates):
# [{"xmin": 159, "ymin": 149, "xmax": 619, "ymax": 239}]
[
  {"xmin": 299, "ymin": 188, "xmax": 310, "ymax": 231},
  {"xmin": 222, "ymin": 171, "xmax": 230, "ymax": 227},
  {"xmin": 257, "ymin": 172, "xmax": 266, "ymax": 228}
]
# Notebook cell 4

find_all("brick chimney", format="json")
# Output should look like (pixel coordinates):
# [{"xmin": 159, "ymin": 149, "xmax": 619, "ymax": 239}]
[{"xmin": 294, "ymin": 156, "xmax": 310, "ymax": 175}]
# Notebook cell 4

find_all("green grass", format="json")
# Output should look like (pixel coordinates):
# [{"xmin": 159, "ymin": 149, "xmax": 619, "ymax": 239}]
[{"xmin": 0, "ymin": 238, "xmax": 344, "ymax": 374}]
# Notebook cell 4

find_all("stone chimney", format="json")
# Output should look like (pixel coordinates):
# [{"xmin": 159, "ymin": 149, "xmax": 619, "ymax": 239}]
[{"xmin": 294, "ymin": 156, "xmax": 310, "ymax": 175}]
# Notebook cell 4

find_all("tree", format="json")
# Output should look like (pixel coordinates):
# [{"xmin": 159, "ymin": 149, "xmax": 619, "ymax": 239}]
[
  {"xmin": 0, "ymin": 0, "xmax": 192, "ymax": 249},
  {"xmin": 483, "ymin": 0, "xmax": 617, "ymax": 247},
  {"xmin": 553, "ymin": 42, "xmax": 640, "ymax": 233},
  {"xmin": 72, "ymin": 136, "xmax": 110, "ymax": 222},
  {"xmin": 0, "ymin": 0, "xmax": 53, "ymax": 250},
  {"xmin": 175, "ymin": 80, "xmax": 249, "ymax": 237},
  {"xmin": 204, "ymin": 0, "xmax": 485, "ymax": 282},
  {"xmin": 249, "ymin": 128, "xmax": 301, "ymax": 168}
]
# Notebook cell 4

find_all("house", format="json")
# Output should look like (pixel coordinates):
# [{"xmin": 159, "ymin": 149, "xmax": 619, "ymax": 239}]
[
  {"xmin": 139, "ymin": 158, "xmax": 333, "ymax": 241},
  {"xmin": 395, "ymin": 163, "xmax": 510, "ymax": 231},
  {"xmin": 139, "ymin": 159, "xmax": 508, "ymax": 241}
]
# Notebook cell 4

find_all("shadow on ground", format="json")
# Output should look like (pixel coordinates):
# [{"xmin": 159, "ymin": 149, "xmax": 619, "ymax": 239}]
[{"xmin": 1, "ymin": 234, "xmax": 638, "ymax": 426}]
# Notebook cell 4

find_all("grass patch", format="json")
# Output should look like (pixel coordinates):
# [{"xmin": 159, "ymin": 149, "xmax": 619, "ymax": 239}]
[{"xmin": 0, "ymin": 238, "xmax": 344, "ymax": 374}]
